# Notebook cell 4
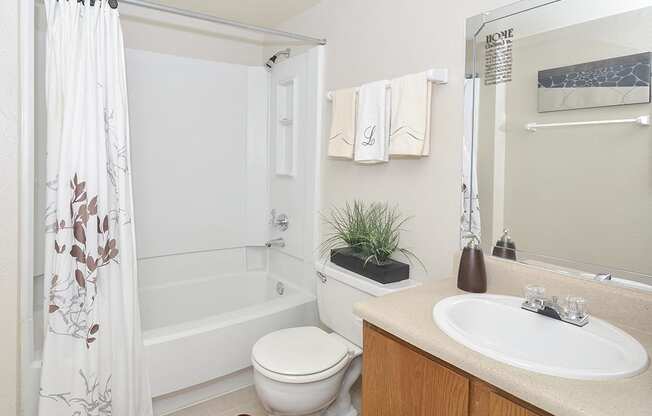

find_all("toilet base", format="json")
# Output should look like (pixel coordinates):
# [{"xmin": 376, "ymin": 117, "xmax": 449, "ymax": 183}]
[
  {"xmin": 256, "ymin": 354, "xmax": 362, "ymax": 416},
  {"xmin": 322, "ymin": 405, "xmax": 357, "ymax": 416},
  {"xmin": 322, "ymin": 354, "xmax": 362, "ymax": 416},
  {"xmin": 261, "ymin": 404, "xmax": 355, "ymax": 416}
]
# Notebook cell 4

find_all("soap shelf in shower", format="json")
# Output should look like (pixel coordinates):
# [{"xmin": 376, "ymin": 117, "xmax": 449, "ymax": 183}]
[{"xmin": 525, "ymin": 115, "xmax": 650, "ymax": 132}]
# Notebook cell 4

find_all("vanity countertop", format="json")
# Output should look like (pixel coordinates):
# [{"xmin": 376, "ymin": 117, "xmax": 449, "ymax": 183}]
[{"xmin": 353, "ymin": 278, "xmax": 652, "ymax": 416}]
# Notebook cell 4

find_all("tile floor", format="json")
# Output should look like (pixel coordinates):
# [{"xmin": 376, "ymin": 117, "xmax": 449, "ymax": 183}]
[
  {"xmin": 169, "ymin": 387, "xmax": 266, "ymax": 416},
  {"xmin": 169, "ymin": 381, "xmax": 361, "ymax": 416}
]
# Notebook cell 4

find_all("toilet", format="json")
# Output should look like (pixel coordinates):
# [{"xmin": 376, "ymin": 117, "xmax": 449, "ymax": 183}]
[{"xmin": 251, "ymin": 263, "xmax": 420, "ymax": 416}]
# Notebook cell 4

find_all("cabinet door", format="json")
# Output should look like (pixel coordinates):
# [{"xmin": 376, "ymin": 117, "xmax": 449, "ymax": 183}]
[
  {"xmin": 471, "ymin": 379, "xmax": 544, "ymax": 416},
  {"xmin": 489, "ymin": 393, "xmax": 541, "ymax": 416},
  {"xmin": 362, "ymin": 323, "xmax": 469, "ymax": 416}
]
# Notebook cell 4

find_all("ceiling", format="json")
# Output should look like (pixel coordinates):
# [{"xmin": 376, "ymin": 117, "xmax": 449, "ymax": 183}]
[{"xmin": 150, "ymin": 0, "xmax": 321, "ymax": 27}]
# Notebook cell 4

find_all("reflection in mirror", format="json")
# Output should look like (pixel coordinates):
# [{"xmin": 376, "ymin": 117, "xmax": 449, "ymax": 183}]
[{"xmin": 464, "ymin": 0, "xmax": 652, "ymax": 291}]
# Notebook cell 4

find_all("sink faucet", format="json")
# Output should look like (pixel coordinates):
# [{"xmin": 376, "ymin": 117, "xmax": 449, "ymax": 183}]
[
  {"xmin": 594, "ymin": 272, "xmax": 612, "ymax": 282},
  {"xmin": 521, "ymin": 285, "xmax": 589, "ymax": 327},
  {"xmin": 265, "ymin": 238, "xmax": 285, "ymax": 248}
]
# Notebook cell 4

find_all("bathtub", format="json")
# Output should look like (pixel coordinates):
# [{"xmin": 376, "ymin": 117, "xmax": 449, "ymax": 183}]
[{"xmin": 140, "ymin": 271, "xmax": 316, "ymax": 397}]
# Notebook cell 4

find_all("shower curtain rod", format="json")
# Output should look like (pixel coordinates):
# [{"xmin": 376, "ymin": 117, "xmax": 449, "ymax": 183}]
[{"xmin": 120, "ymin": 0, "xmax": 327, "ymax": 45}]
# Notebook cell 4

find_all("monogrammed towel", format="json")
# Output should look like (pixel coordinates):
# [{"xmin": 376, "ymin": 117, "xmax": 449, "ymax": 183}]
[{"xmin": 354, "ymin": 80, "xmax": 390, "ymax": 164}]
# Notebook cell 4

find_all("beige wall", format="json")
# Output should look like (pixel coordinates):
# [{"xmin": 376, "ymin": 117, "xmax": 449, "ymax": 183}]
[
  {"xmin": 0, "ymin": 0, "xmax": 21, "ymax": 413},
  {"xmin": 273, "ymin": 0, "xmax": 513, "ymax": 280},
  {"xmin": 119, "ymin": 3, "xmax": 265, "ymax": 65}
]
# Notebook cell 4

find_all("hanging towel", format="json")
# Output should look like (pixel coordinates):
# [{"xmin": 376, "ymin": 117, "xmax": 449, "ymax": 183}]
[
  {"xmin": 354, "ymin": 80, "xmax": 390, "ymax": 164},
  {"xmin": 389, "ymin": 72, "xmax": 432, "ymax": 156},
  {"xmin": 328, "ymin": 88, "xmax": 357, "ymax": 159}
]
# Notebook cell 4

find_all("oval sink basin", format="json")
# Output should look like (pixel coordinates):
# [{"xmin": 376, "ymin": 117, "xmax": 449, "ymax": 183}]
[{"xmin": 433, "ymin": 294, "xmax": 649, "ymax": 380}]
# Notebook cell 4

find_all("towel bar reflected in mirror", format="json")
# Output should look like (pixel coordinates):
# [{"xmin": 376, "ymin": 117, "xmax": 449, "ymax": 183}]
[{"xmin": 525, "ymin": 115, "xmax": 650, "ymax": 132}]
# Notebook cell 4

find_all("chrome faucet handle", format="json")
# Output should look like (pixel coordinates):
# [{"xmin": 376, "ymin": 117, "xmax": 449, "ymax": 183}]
[
  {"xmin": 275, "ymin": 213, "xmax": 289, "ymax": 231},
  {"xmin": 270, "ymin": 209, "xmax": 290, "ymax": 231},
  {"xmin": 565, "ymin": 296, "xmax": 587, "ymax": 320},
  {"xmin": 524, "ymin": 285, "xmax": 546, "ymax": 310}
]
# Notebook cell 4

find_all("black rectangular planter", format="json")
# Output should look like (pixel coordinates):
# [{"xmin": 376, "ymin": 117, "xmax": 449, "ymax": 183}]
[{"xmin": 330, "ymin": 247, "xmax": 409, "ymax": 284}]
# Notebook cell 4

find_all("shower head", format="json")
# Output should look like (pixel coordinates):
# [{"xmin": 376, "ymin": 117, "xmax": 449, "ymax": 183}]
[{"xmin": 265, "ymin": 48, "xmax": 291, "ymax": 71}]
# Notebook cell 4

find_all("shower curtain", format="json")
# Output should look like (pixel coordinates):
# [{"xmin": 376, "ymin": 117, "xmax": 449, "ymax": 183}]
[
  {"xmin": 462, "ymin": 78, "xmax": 482, "ymax": 244},
  {"xmin": 39, "ymin": 1, "xmax": 152, "ymax": 415}
]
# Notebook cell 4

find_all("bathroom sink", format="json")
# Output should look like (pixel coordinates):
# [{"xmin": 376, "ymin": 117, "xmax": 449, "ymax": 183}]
[{"xmin": 433, "ymin": 294, "xmax": 649, "ymax": 380}]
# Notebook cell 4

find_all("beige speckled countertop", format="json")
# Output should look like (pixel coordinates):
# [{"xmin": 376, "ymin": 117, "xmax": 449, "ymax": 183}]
[{"xmin": 353, "ymin": 278, "xmax": 652, "ymax": 416}]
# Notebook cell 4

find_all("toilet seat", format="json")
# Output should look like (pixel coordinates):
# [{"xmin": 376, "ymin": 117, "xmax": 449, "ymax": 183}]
[{"xmin": 252, "ymin": 327, "xmax": 352, "ymax": 384}]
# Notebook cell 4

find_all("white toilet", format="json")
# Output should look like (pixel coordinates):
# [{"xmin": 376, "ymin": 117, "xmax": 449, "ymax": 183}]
[{"xmin": 251, "ymin": 263, "xmax": 419, "ymax": 416}]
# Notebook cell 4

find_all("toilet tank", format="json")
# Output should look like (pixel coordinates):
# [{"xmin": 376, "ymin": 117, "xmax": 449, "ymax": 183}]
[{"xmin": 315, "ymin": 262, "xmax": 421, "ymax": 347}]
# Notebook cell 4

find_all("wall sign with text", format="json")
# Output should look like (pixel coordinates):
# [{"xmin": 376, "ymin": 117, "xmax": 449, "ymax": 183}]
[{"xmin": 484, "ymin": 28, "xmax": 514, "ymax": 86}]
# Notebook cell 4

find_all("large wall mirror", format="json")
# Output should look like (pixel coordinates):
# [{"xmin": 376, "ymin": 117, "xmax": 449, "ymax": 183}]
[{"xmin": 464, "ymin": 0, "xmax": 652, "ymax": 291}]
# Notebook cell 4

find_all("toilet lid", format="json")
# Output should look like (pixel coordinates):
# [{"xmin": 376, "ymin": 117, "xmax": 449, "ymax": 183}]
[{"xmin": 252, "ymin": 327, "xmax": 348, "ymax": 376}]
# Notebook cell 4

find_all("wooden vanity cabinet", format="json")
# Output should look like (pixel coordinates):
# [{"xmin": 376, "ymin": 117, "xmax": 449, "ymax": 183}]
[
  {"xmin": 362, "ymin": 322, "xmax": 551, "ymax": 416},
  {"xmin": 469, "ymin": 380, "xmax": 543, "ymax": 416}
]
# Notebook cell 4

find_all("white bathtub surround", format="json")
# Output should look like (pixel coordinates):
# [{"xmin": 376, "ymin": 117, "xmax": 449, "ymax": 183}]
[
  {"xmin": 389, "ymin": 72, "xmax": 432, "ymax": 157},
  {"xmin": 39, "ymin": 1, "xmax": 152, "ymax": 415},
  {"xmin": 137, "ymin": 248, "xmax": 255, "ymax": 289},
  {"xmin": 328, "ymin": 88, "xmax": 357, "ymax": 159},
  {"xmin": 354, "ymin": 81, "xmax": 390, "ymax": 164},
  {"xmin": 126, "ymin": 49, "xmax": 269, "ymax": 259}
]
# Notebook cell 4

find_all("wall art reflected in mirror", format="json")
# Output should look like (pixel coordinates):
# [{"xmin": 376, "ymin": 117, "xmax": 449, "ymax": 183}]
[
  {"xmin": 464, "ymin": 0, "xmax": 652, "ymax": 291},
  {"xmin": 538, "ymin": 52, "xmax": 652, "ymax": 113}
]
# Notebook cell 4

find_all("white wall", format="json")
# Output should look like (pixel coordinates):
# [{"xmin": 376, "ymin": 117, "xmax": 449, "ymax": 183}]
[
  {"xmin": 271, "ymin": 0, "xmax": 515, "ymax": 281},
  {"xmin": 119, "ymin": 3, "xmax": 266, "ymax": 65},
  {"xmin": 0, "ymin": 0, "xmax": 21, "ymax": 413}
]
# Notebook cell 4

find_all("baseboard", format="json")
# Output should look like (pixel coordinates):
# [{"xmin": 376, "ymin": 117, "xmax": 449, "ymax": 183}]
[{"xmin": 153, "ymin": 367, "xmax": 254, "ymax": 416}]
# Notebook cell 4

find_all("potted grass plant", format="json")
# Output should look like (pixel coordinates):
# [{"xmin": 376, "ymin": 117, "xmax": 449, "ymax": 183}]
[{"xmin": 320, "ymin": 201, "xmax": 424, "ymax": 284}]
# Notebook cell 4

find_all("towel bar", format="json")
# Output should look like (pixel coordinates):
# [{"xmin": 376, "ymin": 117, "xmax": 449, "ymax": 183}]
[
  {"xmin": 526, "ymin": 115, "xmax": 650, "ymax": 132},
  {"xmin": 325, "ymin": 68, "xmax": 448, "ymax": 100}
]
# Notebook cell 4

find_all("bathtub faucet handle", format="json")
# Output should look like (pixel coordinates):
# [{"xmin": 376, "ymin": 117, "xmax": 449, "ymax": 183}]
[
  {"xmin": 270, "ymin": 209, "xmax": 290, "ymax": 231},
  {"xmin": 265, "ymin": 238, "xmax": 285, "ymax": 248}
]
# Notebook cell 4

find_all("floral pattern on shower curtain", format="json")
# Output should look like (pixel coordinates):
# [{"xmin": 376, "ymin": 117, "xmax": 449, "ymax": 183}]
[{"xmin": 39, "ymin": 1, "xmax": 152, "ymax": 415}]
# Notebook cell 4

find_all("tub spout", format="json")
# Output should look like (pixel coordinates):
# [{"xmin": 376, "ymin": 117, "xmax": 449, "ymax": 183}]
[{"xmin": 265, "ymin": 238, "xmax": 285, "ymax": 248}]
